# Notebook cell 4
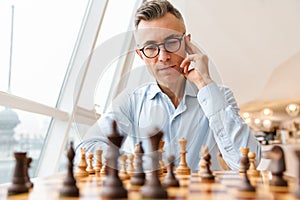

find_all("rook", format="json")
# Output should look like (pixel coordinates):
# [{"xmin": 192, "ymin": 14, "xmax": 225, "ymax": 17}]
[
  {"xmin": 8, "ymin": 152, "xmax": 29, "ymax": 195},
  {"xmin": 94, "ymin": 149, "xmax": 102, "ymax": 176}
]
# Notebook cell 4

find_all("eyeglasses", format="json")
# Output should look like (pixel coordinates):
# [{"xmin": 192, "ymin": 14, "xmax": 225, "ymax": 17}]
[{"xmin": 139, "ymin": 33, "xmax": 185, "ymax": 58}]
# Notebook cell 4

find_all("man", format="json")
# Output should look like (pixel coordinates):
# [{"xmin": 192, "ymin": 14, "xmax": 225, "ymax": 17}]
[{"xmin": 77, "ymin": 0, "xmax": 261, "ymax": 170}]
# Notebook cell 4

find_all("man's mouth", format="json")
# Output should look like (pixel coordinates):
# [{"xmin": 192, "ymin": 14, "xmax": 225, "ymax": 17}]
[{"xmin": 159, "ymin": 65, "xmax": 176, "ymax": 71}]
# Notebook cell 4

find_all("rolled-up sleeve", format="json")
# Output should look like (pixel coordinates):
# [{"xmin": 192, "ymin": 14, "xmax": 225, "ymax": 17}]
[{"xmin": 197, "ymin": 82, "xmax": 261, "ymax": 170}]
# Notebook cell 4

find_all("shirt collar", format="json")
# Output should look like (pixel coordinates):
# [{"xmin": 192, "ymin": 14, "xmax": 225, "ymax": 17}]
[{"xmin": 147, "ymin": 80, "xmax": 198, "ymax": 100}]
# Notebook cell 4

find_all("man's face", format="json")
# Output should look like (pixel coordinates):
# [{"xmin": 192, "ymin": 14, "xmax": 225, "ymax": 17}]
[{"xmin": 135, "ymin": 13, "xmax": 187, "ymax": 86}]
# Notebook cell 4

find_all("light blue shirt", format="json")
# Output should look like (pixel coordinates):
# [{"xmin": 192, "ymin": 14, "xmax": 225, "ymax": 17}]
[{"xmin": 77, "ymin": 81, "xmax": 261, "ymax": 170}]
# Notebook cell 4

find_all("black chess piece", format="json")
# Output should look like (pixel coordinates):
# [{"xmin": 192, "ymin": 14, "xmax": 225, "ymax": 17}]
[
  {"xmin": 130, "ymin": 141, "xmax": 146, "ymax": 186},
  {"xmin": 100, "ymin": 121, "xmax": 128, "ymax": 199},
  {"xmin": 59, "ymin": 141, "xmax": 80, "ymax": 197},
  {"xmin": 162, "ymin": 155, "xmax": 180, "ymax": 187},
  {"xmin": 8, "ymin": 152, "xmax": 29, "ymax": 195},
  {"xmin": 200, "ymin": 153, "xmax": 215, "ymax": 182},
  {"xmin": 267, "ymin": 145, "xmax": 288, "ymax": 187},
  {"xmin": 24, "ymin": 157, "xmax": 34, "ymax": 188},
  {"xmin": 140, "ymin": 130, "xmax": 168, "ymax": 199},
  {"xmin": 238, "ymin": 152, "xmax": 256, "ymax": 192},
  {"xmin": 294, "ymin": 150, "xmax": 300, "ymax": 198}
]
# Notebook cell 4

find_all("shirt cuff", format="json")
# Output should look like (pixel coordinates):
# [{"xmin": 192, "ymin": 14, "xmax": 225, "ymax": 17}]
[{"xmin": 197, "ymin": 82, "xmax": 226, "ymax": 118}]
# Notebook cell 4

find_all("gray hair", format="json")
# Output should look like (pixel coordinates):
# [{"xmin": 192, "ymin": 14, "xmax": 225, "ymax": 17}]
[{"xmin": 135, "ymin": 0, "xmax": 185, "ymax": 29}]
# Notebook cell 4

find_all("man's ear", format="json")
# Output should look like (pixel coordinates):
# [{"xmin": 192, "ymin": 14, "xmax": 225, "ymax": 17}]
[
  {"xmin": 135, "ymin": 49, "xmax": 143, "ymax": 60},
  {"xmin": 186, "ymin": 33, "xmax": 191, "ymax": 41},
  {"xmin": 184, "ymin": 34, "xmax": 192, "ymax": 53}
]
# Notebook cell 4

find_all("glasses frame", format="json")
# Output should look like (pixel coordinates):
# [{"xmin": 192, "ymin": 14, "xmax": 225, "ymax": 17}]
[{"xmin": 139, "ymin": 33, "xmax": 186, "ymax": 59}]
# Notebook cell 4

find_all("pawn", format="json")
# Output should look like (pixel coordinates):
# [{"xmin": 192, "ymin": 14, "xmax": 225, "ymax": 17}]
[
  {"xmin": 198, "ymin": 146, "xmax": 209, "ymax": 175},
  {"xmin": 239, "ymin": 147, "xmax": 249, "ymax": 174},
  {"xmin": 130, "ymin": 142, "xmax": 146, "ymax": 186},
  {"xmin": 247, "ymin": 152, "xmax": 260, "ymax": 177},
  {"xmin": 294, "ymin": 150, "xmax": 300, "ymax": 199},
  {"xmin": 162, "ymin": 155, "xmax": 180, "ymax": 187},
  {"xmin": 100, "ymin": 158, "xmax": 108, "ymax": 176},
  {"xmin": 267, "ymin": 145, "xmax": 288, "ymax": 187},
  {"xmin": 159, "ymin": 140, "xmax": 167, "ymax": 174},
  {"xmin": 94, "ymin": 149, "xmax": 102, "ymax": 176},
  {"xmin": 59, "ymin": 142, "xmax": 80, "ymax": 197},
  {"xmin": 200, "ymin": 152, "xmax": 215, "ymax": 182},
  {"xmin": 119, "ymin": 155, "xmax": 130, "ymax": 180},
  {"xmin": 127, "ymin": 154, "xmax": 134, "ymax": 177},
  {"xmin": 75, "ymin": 148, "xmax": 89, "ymax": 177},
  {"xmin": 86, "ymin": 153, "xmax": 95, "ymax": 174},
  {"xmin": 176, "ymin": 138, "xmax": 191, "ymax": 175},
  {"xmin": 238, "ymin": 150, "xmax": 256, "ymax": 192},
  {"xmin": 8, "ymin": 152, "xmax": 29, "ymax": 195}
]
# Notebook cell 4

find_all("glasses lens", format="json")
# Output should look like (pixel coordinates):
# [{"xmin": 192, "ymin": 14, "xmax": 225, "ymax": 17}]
[
  {"xmin": 143, "ymin": 44, "xmax": 159, "ymax": 58},
  {"xmin": 165, "ymin": 38, "xmax": 181, "ymax": 52}
]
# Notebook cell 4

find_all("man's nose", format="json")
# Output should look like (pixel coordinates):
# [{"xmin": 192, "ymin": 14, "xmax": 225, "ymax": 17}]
[{"xmin": 158, "ymin": 46, "xmax": 170, "ymax": 62}]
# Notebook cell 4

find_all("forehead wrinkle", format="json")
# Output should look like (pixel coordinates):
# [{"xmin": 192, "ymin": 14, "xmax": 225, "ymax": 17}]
[{"xmin": 139, "ymin": 33, "xmax": 182, "ymax": 47}]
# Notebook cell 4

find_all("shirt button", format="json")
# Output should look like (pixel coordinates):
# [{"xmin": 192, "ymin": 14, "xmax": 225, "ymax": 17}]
[{"xmin": 202, "ymin": 99, "xmax": 207, "ymax": 105}]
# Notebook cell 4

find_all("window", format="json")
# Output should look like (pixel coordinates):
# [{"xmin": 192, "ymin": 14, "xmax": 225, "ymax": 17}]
[
  {"xmin": 0, "ymin": 0, "xmax": 88, "ymax": 183},
  {"xmin": 0, "ymin": 106, "xmax": 51, "ymax": 183},
  {"xmin": 0, "ymin": 0, "xmax": 88, "ymax": 106},
  {"xmin": 94, "ymin": 0, "xmax": 142, "ymax": 113}
]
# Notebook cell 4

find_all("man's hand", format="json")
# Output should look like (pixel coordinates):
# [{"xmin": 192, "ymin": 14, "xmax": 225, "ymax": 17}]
[{"xmin": 180, "ymin": 36, "xmax": 213, "ymax": 89}]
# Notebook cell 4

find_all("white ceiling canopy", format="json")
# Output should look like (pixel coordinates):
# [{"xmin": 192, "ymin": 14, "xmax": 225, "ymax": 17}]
[{"xmin": 170, "ymin": 0, "xmax": 300, "ymax": 120}]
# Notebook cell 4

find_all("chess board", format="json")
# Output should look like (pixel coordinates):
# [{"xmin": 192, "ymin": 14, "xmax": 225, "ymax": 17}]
[{"xmin": 0, "ymin": 170, "xmax": 298, "ymax": 200}]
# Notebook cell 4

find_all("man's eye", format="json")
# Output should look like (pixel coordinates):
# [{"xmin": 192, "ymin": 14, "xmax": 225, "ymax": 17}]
[
  {"xmin": 165, "ymin": 39, "xmax": 178, "ymax": 47},
  {"xmin": 144, "ymin": 44, "xmax": 157, "ymax": 51}
]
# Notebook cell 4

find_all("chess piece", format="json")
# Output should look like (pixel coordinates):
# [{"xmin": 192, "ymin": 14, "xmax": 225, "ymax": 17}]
[
  {"xmin": 25, "ymin": 156, "xmax": 34, "ymax": 188},
  {"xmin": 294, "ymin": 150, "xmax": 300, "ymax": 198},
  {"xmin": 75, "ymin": 148, "xmax": 89, "ymax": 177},
  {"xmin": 100, "ymin": 158, "xmax": 108, "ymax": 176},
  {"xmin": 200, "ymin": 152, "xmax": 215, "ymax": 182},
  {"xmin": 100, "ymin": 121, "xmax": 127, "ymax": 199},
  {"xmin": 159, "ymin": 140, "xmax": 167, "ymax": 174},
  {"xmin": 130, "ymin": 142, "xmax": 146, "ymax": 186},
  {"xmin": 198, "ymin": 146, "xmax": 209, "ymax": 175},
  {"xmin": 94, "ymin": 149, "xmax": 102, "ymax": 176},
  {"xmin": 238, "ymin": 149, "xmax": 256, "ymax": 192},
  {"xmin": 239, "ymin": 147, "xmax": 249, "ymax": 174},
  {"xmin": 267, "ymin": 145, "xmax": 288, "ymax": 187},
  {"xmin": 162, "ymin": 155, "xmax": 180, "ymax": 187},
  {"xmin": 86, "ymin": 153, "xmax": 95, "ymax": 174},
  {"xmin": 60, "ymin": 141, "xmax": 80, "ymax": 197},
  {"xmin": 176, "ymin": 138, "xmax": 191, "ymax": 175},
  {"xmin": 140, "ymin": 130, "xmax": 168, "ymax": 199},
  {"xmin": 247, "ymin": 152, "xmax": 260, "ymax": 177},
  {"xmin": 127, "ymin": 154, "xmax": 134, "ymax": 177},
  {"xmin": 8, "ymin": 152, "xmax": 29, "ymax": 195},
  {"xmin": 119, "ymin": 154, "xmax": 130, "ymax": 180}
]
